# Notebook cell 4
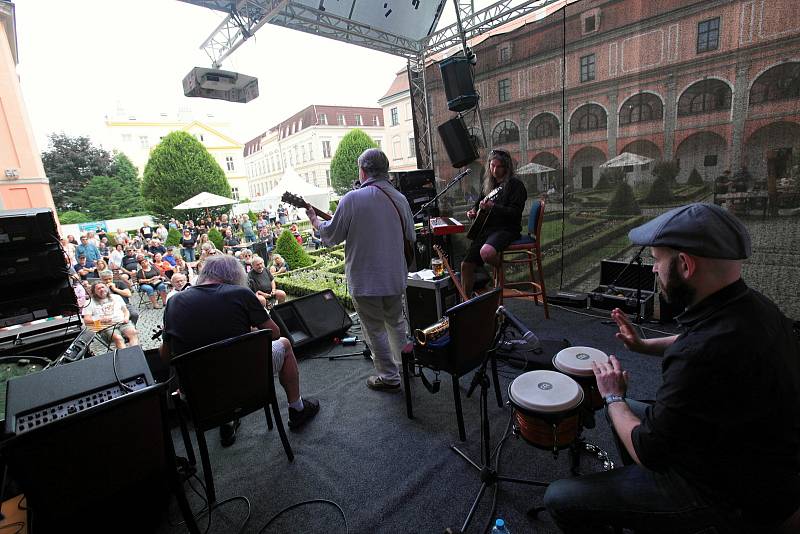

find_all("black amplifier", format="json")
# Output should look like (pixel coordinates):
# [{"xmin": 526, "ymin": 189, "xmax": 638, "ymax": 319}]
[
  {"xmin": 390, "ymin": 169, "xmax": 435, "ymax": 192},
  {"xmin": 589, "ymin": 260, "xmax": 656, "ymax": 318},
  {"xmin": 0, "ymin": 208, "xmax": 59, "ymax": 249}
]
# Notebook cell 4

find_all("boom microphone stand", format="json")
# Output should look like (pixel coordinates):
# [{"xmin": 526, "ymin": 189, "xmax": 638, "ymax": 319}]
[{"xmin": 448, "ymin": 309, "xmax": 549, "ymax": 534}]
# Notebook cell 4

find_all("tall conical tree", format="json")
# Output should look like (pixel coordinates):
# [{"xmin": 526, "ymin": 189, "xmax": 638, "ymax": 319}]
[
  {"xmin": 141, "ymin": 131, "xmax": 231, "ymax": 221},
  {"xmin": 329, "ymin": 129, "xmax": 378, "ymax": 195}
]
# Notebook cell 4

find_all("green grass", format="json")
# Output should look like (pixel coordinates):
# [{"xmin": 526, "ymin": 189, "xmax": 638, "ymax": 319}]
[{"xmin": 540, "ymin": 217, "xmax": 599, "ymax": 246}]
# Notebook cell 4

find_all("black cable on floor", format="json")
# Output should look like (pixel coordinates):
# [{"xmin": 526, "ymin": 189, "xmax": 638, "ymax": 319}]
[{"xmin": 256, "ymin": 498, "xmax": 348, "ymax": 534}]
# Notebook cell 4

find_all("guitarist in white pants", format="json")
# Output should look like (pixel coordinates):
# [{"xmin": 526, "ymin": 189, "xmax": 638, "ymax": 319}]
[{"xmin": 461, "ymin": 148, "xmax": 527, "ymax": 297}]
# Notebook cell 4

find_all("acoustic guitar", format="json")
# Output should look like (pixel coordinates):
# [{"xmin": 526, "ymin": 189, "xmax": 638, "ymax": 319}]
[
  {"xmin": 281, "ymin": 191, "xmax": 332, "ymax": 221},
  {"xmin": 466, "ymin": 185, "xmax": 504, "ymax": 240},
  {"xmin": 433, "ymin": 244, "xmax": 467, "ymax": 302}
]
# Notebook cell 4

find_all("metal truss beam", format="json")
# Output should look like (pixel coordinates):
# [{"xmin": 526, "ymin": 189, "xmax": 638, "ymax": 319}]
[{"xmin": 408, "ymin": 55, "xmax": 433, "ymax": 170}]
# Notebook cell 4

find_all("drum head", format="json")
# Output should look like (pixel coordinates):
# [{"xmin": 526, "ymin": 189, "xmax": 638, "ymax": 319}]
[
  {"xmin": 509, "ymin": 370, "xmax": 583, "ymax": 413},
  {"xmin": 553, "ymin": 346, "xmax": 609, "ymax": 377}
]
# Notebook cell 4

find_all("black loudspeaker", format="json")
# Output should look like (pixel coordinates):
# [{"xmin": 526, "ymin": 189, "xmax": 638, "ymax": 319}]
[
  {"xmin": 438, "ymin": 117, "xmax": 479, "ymax": 168},
  {"xmin": 271, "ymin": 290, "xmax": 353, "ymax": 350},
  {"xmin": 390, "ymin": 169, "xmax": 435, "ymax": 193},
  {"xmin": 439, "ymin": 56, "xmax": 479, "ymax": 112}
]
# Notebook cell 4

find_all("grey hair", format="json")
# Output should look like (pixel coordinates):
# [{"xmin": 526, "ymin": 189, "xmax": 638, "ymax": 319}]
[
  {"xmin": 99, "ymin": 269, "xmax": 114, "ymax": 278},
  {"xmin": 196, "ymin": 254, "xmax": 247, "ymax": 287},
  {"xmin": 357, "ymin": 148, "xmax": 390, "ymax": 180},
  {"xmin": 251, "ymin": 255, "xmax": 265, "ymax": 266}
]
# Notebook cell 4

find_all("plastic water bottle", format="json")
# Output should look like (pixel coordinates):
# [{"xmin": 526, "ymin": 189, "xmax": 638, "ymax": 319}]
[{"xmin": 491, "ymin": 518, "xmax": 511, "ymax": 533}]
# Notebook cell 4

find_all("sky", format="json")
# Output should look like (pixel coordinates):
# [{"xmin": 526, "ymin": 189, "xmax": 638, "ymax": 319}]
[{"xmin": 14, "ymin": 0, "xmax": 448, "ymax": 151}]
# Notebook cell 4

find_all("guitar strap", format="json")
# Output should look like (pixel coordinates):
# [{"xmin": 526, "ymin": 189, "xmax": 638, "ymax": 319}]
[{"xmin": 368, "ymin": 184, "xmax": 414, "ymax": 268}]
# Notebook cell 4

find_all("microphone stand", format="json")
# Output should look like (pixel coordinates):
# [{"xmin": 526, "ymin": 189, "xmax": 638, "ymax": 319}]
[
  {"xmin": 601, "ymin": 246, "xmax": 653, "ymax": 325},
  {"xmin": 413, "ymin": 167, "xmax": 471, "ymax": 220}
]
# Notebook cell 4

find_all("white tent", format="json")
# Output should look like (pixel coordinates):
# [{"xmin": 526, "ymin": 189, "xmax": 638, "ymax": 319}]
[{"xmin": 234, "ymin": 165, "xmax": 331, "ymax": 217}]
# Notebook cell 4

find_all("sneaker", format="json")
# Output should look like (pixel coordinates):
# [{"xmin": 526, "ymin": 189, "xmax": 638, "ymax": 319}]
[
  {"xmin": 219, "ymin": 419, "xmax": 241, "ymax": 447},
  {"xmin": 288, "ymin": 398, "xmax": 320, "ymax": 431},
  {"xmin": 366, "ymin": 376, "xmax": 401, "ymax": 392}
]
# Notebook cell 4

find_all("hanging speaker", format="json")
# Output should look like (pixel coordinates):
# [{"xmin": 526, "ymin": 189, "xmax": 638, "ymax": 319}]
[
  {"xmin": 439, "ymin": 56, "xmax": 479, "ymax": 112},
  {"xmin": 438, "ymin": 117, "xmax": 479, "ymax": 168}
]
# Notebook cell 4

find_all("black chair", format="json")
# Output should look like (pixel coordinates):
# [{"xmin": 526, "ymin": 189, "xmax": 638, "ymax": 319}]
[
  {"xmin": 170, "ymin": 329, "xmax": 294, "ymax": 503},
  {"xmin": 403, "ymin": 288, "xmax": 503, "ymax": 441},
  {"xmin": 1, "ymin": 383, "xmax": 199, "ymax": 534}
]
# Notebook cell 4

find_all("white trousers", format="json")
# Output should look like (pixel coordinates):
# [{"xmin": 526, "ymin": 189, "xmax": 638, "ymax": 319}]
[{"xmin": 351, "ymin": 295, "xmax": 409, "ymax": 385}]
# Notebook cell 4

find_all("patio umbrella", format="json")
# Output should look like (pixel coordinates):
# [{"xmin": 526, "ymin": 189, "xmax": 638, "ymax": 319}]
[
  {"xmin": 517, "ymin": 162, "xmax": 556, "ymax": 174},
  {"xmin": 173, "ymin": 192, "xmax": 238, "ymax": 210},
  {"xmin": 599, "ymin": 152, "xmax": 653, "ymax": 168}
]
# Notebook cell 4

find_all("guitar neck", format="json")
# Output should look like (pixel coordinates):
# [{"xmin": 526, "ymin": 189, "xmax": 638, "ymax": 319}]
[
  {"xmin": 433, "ymin": 245, "xmax": 467, "ymax": 302},
  {"xmin": 309, "ymin": 205, "xmax": 332, "ymax": 221}
]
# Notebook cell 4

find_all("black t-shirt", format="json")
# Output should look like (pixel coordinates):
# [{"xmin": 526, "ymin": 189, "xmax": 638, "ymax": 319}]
[
  {"xmin": 149, "ymin": 245, "xmax": 166, "ymax": 255},
  {"xmin": 247, "ymin": 269, "xmax": 273, "ymax": 294},
  {"xmin": 140, "ymin": 226, "xmax": 153, "ymax": 240},
  {"xmin": 223, "ymin": 236, "xmax": 240, "ymax": 247},
  {"xmin": 122, "ymin": 255, "xmax": 139, "ymax": 272},
  {"xmin": 111, "ymin": 280, "xmax": 131, "ymax": 304},
  {"xmin": 180, "ymin": 236, "xmax": 196, "ymax": 249},
  {"xmin": 137, "ymin": 265, "xmax": 161, "ymax": 283},
  {"xmin": 472, "ymin": 176, "xmax": 527, "ymax": 234},
  {"xmin": 631, "ymin": 280, "xmax": 800, "ymax": 522},
  {"xmin": 163, "ymin": 284, "xmax": 269, "ymax": 357}
]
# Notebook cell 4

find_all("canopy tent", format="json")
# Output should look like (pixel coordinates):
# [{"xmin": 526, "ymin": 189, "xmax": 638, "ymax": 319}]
[
  {"xmin": 173, "ymin": 191, "xmax": 238, "ymax": 210},
  {"xmin": 234, "ymin": 166, "xmax": 331, "ymax": 218},
  {"xmin": 600, "ymin": 152, "xmax": 653, "ymax": 168},
  {"xmin": 517, "ymin": 162, "xmax": 556, "ymax": 175}
]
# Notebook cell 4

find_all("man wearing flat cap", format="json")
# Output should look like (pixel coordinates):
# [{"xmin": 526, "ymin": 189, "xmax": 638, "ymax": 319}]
[{"xmin": 545, "ymin": 203, "xmax": 800, "ymax": 533}]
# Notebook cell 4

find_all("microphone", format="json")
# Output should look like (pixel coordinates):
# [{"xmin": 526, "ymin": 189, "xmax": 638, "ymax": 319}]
[
  {"xmin": 498, "ymin": 306, "xmax": 539, "ymax": 345},
  {"xmin": 450, "ymin": 167, "xmax": 471, "ymax": 184}
]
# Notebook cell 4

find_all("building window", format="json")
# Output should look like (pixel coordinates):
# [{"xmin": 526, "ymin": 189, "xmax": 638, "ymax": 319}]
[
  {"xmin": 308, "ymin": 142, "xmax": 314, "ymax": 160},
  {"xmin": 619, "ymin": 93, "xmax": 664, "ymax": 126},
  {"xmin": 677, "ymin": 79, "xmax": 731, "ymax": 116},
  {"xmin": 491, "ymin": 120, "xmax": 520, "ymax": 145},
  {"xmin": 325, "ymin": 169, "xmax": 331, "ymax": 187},
  {"xmin": 337, "ymin": 114, "xmax": 345, "ymax": 125},
  {"xmin": 301, "ymin": 145, "xmax": 307, "ymax": 163},
  {"xmin": 498, "ymin": 79, "xmax": 511, "ymax": 103},
  {"xmin": 319, "ymin": 113, "xmax": 327, "ymax": 125},
  {"xmin": 392, "ymin": 136, "xmax": 401, "ymax": 160},
  {"xmin": 528, "ymin": 113, "xmax": 560, "ymax": 140},
  {"xmin": 322, "ymin": 140, "xmax": 332, "ymax": 158},
  {"xmin": 749, "ymin": 62, "xmax": 800, "ymax": 106},
  {"xmin": 231, "ymin": 187, "xmax": 239, "ymax": 200},
  {"xmin": 225, "ymin": 156, "xmax": 235, "ymax": 171},
  {"xmin": 570, "ymin": 104, "xmax": 607, "ymax": 133},
  {"xmin": 697, "ymin": 17, "xmax": 720, "ymax": 54},
  {"xmin": 355, "ymin": 114, "xmax": 363, "ymax": 126},
  {"xmin": 580, "ymin": 54, "xmax": 596, "ymax": 83},
  {"xmin": 373, "ymin": 115, "xmax": 380, "ymax": 126},
  {"xmin": 408, "ymin": 137, "xmax": 416, "ymax": 158},
  {"xmin": 374, "ymin": 139, "xmax": 382, "ymax": 150},
  {"xmin": 390, "ymin": 107, "xmax": 399, "ymax": 126},
  {"xmin": 584, "ymin": 15, "xmax": 596, "ymax": 33},
  {"xmin": 498, "ymin": 44, "xmax": 511, "ymax": 63},
  {"xmin": 139, "ymin": 136, "xmax": 149, "ymax": 149}
]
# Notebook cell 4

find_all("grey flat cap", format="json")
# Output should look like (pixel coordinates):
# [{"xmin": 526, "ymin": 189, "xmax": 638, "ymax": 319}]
[{"xmin": 629, "ymin": 203, "xmax": 751, "ymax": 259}]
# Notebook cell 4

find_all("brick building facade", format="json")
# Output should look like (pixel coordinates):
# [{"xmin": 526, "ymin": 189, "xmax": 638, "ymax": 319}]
[{"xmin": 425, "ymin": 0, "xmax": 800, "ymax": 193}]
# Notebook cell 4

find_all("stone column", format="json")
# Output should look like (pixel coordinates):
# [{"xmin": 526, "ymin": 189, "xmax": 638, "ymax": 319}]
[
  {"xmin": 730, "ymin": 62, "xmax": 751, "ymax": 170},
  {"xmin": 519, "ymin": 109, "xmax": 529, "ymax": 162},
  {"xmin": 663, "ymin": 77, "xmax": 677, "ymax": 160},
  {"xmin": 607, "ymin": 91, "xmax": 618, "ymax": 158}
]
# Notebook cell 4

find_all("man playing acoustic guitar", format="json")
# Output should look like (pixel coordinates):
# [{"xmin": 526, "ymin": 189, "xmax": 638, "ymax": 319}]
[{"xmin": 461, "ymin": 148, "xmax": 527, "ymax": 297}]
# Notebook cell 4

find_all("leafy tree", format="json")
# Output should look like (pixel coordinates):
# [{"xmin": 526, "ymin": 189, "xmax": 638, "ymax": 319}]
[
  {"xmin": 58, "ymin": 210, "xmax": 91, "ymax": 224},
  {"xmin": 41, "ymin": 133, "xmax": 112, "ymax": 211},
  {"xmin": 110, "ymin": 152, "xmax": 138, "ymax": 180},
  {"xmin": 275, "ymin": 229, "xmax": 313, "ymax": 269},
  {"xmin": 644, "ymin": 175, "xmax": 674, "ymax": 204},
  {"xmin": 687, "ymin": 168, "xmax": 704, "ymax": 186},
  {"xmin": 165, "ymin": 228, "xmax": 182, "ymax": 247},
  {"xmin": 329, "ymin": 199, "xmax": 339, "ymax": 213},
  {"xmin": 207, "ymin": 228, "xmax": 224, "ymax": 250},
  {"xmin": 607, "ymin": 179, "xmax": 641, "ymax": 215},
  {"xmin": 595, "ymin": 168, "xmax": 625, "ymax": 190},
  {"xmin": 247, "ymin": 209, "xmax": 257, "ymax": 224},
  {"xmin": 141, "ymin": 131, "xmax": 231, "ymax": 221},
  {"xmin": 329, "ymin": 129, "xmax": 377, "ymax": 195},
  {"xmin": 651, "ymin": 160, "xmax": 680, "ymax": 184},
  {"xmin": 73, "ymin": 175, "xmax": 147, "ymax": 221}
]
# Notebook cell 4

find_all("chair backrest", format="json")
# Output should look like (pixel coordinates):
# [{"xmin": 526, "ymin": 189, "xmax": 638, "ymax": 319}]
[
  {"xmin": 446, "ymin": 288, "xmax": 502, "ymax": 376},
  {"xmin": 526, "ymin": 198, "xmax": 545, "ymax": 239},
  {"xmin": 1, "ymin": 384, "xmax": 177, "ymax": 532},
  {"xmin": 170, "ymin": 329, "xmax": 274, "ymax": 431}
]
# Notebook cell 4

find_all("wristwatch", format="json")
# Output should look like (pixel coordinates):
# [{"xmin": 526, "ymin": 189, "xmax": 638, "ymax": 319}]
[{"xmin": 604, "ymin": 394, "xmax": 626, "ymax": 406}]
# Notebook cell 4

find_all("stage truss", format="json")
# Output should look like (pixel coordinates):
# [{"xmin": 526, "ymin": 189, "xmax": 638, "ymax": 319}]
[{"xmin": 179, "ymin": 0, "xmax": 571, "ymax": 169}]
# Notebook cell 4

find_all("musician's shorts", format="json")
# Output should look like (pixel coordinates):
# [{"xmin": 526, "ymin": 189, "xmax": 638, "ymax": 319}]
[{"xmin": 464, "ymin": 229, "xmax": 520, "ymax": 266}]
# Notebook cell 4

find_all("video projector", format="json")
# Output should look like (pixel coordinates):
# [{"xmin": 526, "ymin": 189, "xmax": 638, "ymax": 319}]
[{"xmin": 182, "ymin": 67, "xmax": 259, "ymax": 103}]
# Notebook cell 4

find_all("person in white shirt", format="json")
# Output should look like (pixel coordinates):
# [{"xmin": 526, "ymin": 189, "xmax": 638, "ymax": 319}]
[{"xmin": 82, "ymin": 282, "xmax": 139, "ymax": 349}]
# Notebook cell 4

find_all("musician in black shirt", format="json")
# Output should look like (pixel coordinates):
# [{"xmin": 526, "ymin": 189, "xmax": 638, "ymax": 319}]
[{"xmin": 460, "ymin": 148, "xmax": 527, "ymax": 297}]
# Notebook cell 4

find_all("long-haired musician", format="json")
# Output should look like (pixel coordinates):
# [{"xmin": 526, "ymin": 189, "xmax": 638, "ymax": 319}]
[{"xmin": 461, "ymin": 148, "xmax": 527, "ymax": 297}]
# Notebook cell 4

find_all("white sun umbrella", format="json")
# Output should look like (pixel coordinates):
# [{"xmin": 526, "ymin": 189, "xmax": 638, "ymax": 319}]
[
  {"xmin": 517, "ymin": 162, "xmax": 556, "ymax": 174},
  {"xmin": 173, "ymin": 192, "xmax": 238, "ymax": 210},
  {"xmin": 600, "ymin": 152, "xmax": 653, "ymax": 168}
]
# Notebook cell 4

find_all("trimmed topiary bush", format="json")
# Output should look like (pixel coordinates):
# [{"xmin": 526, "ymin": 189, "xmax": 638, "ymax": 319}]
[
  {"xmin": 607, "ymin": 180, "xmax": 641, "ymax": 215},
  {"xmin": 275, "ymin": 229, "xmax": 314, "ymax": 269},
  {"xmin": 58, "ymin": 210, "xmax": 91, "ymax": 224},
  {"xmin": 651, "ymin": 160, "xmax": 680, "ymax": 184},
  {"xmin": 644, "ymin": 175, "xmax": 674, "ymax": 204},
  {"xmin": 207, "ymin": 227, "xmax": 224, "ymax": 250},
  {"xmin": 687, "ymin": 168, "xmax": 704, "ymax": 186},
  {"xmin": 595, "ymin": 167, "xmax": 625, "ymax": 190},
  {"xmin": 165, "ymin": 227, "xmax": 182, "ymax": 247}
]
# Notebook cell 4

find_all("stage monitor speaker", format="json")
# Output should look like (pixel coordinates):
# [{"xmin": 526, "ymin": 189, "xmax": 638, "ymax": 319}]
[
  {"xmin": 0, "ymin": 208, "xmax": 59, "ymax": 249},
  {"xmin": 390, "ymin": 169, "xmax": 435, "ymax": 193},
  {"xmin": 439, "ymin": 56, "xmax": 479, "ymax": 112},
  {"xmin": 0, "ymin": 279, "xmax": 78, "ymax": 328},
  {"xmin": 438, "ymin": 117, "xmax": 479, "ymax": 168},
  {"xmin": 271, "ymin": 290, "xmax": 353, "ymax": 350}
]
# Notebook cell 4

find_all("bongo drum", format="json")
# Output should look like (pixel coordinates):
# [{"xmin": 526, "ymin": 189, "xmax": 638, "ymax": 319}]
[
  {"xmin": 553, "ymin": 346, "xmax": 609, "ymax": 411},
  {"xmin": 508, "ymin": 370, "xmax": 583, "ymax": 453}
]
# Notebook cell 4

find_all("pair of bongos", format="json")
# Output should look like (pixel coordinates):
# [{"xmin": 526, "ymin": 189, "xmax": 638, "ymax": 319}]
[{"xmin": 507, "ymin": 347, "xmax": 609, "ymax": 453}]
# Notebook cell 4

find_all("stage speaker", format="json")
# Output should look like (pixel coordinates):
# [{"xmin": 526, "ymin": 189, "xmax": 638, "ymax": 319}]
[
  {"xmin": 438, "ymin": 117, "xmax": 479, "ymax": 168},
  {"xmin": 0, "ymin": 208, "xmax": 59, "ymax": 248},
  {"xmin": 271, "ymin": 290, "xmax": 353, "ymax": 350},
  {"xmin": 390, "ymin": 169, "xmax": 435, "ymax": 193},
  {"xmin": 439, "ymin": 56, "xmax": 479, "ymax": 112}
]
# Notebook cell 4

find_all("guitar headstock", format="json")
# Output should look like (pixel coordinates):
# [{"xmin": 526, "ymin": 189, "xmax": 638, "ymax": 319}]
[
  {"xmin": 281, "ymin": 191, "xmax": 307, "ymax": 210},
  {"xmin": 432, "ymin": 244, "xmax": 446, "ymax": 261}
]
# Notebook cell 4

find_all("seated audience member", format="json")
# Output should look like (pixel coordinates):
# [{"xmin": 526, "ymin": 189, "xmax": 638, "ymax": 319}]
[
  {"xmin": 163, "ymin": 247, "xmax": 178, "ymax": 267},
  {"xmin": 309, "ymin": 228, "xmax": 322, "ymax": 250},
  {"xmin": 151, "ymin": 253, "xmax": 174, "ymax": 279},
  {"xmin": 83, "ymin": 281, "xmax": 139, "ymax": 349},
  {"xmin": 239, "ymin": 248, "xmax": 254, "ymax": 273},
  {"xmin": 160, "ymin": 254, "xmax": 320, "ymax": 446},
  {"xmin": 140, "ymin": 222, "xmax": 154, "ymax": 241},
  {"xmin": 270, "ymin": 254, "xmax": 288, "ymax": 276},
  {"xmin": 61, "ymin": 237, "xmax": 77, "ymax": 265},
  {"xmin": 76, "ymin": 235, "xmax": 101, "ymax": 263},
  {"xmin": 544, "ymin": 203, "xmax": 800, "ymax": 534},
  {"xmin": 248, "ymin": 255, "xmax": 286, "ymax": 307},
  {"xmin": 74, "ymin": 255, "xmax": 96, "ymax": 281},
  {"xmin": 290, "ymin": 223, "xmax": 303, "ymax": 245},
  {"xmin": 109, "ymin": 243, "xmax": 125, "ymax": 272},
  {"xmin": 91, "ymin": 258, "xmax": 109, "ymax": 279},
  {"xmin": 165, "ymin": 272, "xmax": 190, "ymax": 302},
  {"xmin": 180, "ymin": 229, "xmax": 197, "ymax": 263},
  {"xmin": 148, "ymin": 238, "xmax": 166, "ymax": 256},
  {"xmin": 98, "ymin": 237, "xmax": 110, "ymax": 259},
  {"xmin": 100, "ymin": 270, "xmax": 138, "ymax": 325},
  {"xmin": 115, "ymin": 228, "xmax": 130, "ymax": 247},
  {"xmin": 173, "ymin": 255, "xmax": 195, "ymax": 283},
  {"xmin": 120, "ymin": 247, "xmax": 139, "ymax": 281},
  {"xmin": 136, "ymin": 256, "xmax": 168, "ymax": 309},
  {"xmin": 86, "ymin": 230, "xmax": 99, "ymax": 248},
  {"xmin": 222, "ymin": 228, "xmax": 240, "ymax": 254}
]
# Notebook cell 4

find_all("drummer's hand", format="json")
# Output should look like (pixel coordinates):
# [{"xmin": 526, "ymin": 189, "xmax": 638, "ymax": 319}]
[
  {"xmin": 592, "ymin": 355, "xmax": 628, "ymax": 398},
  {"xmin": 612, "ymin": 308, "xmax": 646, "ymax": 353},
  {"xmin": 466, "ymin": 209, "xmax": 477, "ymax": 220}
]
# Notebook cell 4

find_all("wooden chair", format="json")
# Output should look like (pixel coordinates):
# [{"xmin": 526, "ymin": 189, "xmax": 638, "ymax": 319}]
[
  {"xmin": 1, "ymin": 383, "xmax": 200, "ymax": 533},
  {"xmin": 170, "ymin": 329, "xmax": 293, "ymax": 503},
  {"xmin": 402, "ymin": 288, "xmax": 503, "ymax": 441},
  {"xmin": 494, "ymin": 198, "xmax": 549, "ymax": 318}
]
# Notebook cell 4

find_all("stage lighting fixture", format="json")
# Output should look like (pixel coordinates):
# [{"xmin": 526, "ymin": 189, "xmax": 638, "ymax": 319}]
[{"xmin": 182, "ymin": 67, "xmax": 259, "ymax": 103}]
